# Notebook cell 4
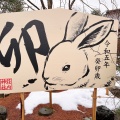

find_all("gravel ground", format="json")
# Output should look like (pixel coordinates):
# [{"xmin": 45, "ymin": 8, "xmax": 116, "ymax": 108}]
[{"xmin": 0, "ymin": 93, "xmax": 92, "ymax": 120}]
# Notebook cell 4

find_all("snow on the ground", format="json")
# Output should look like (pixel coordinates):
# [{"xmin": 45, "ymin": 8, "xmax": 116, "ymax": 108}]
[
  {"xmin": 17, "ymin": 72, "xmax": 120, "ymax": 115},
  {"xmin": 116, "ymin": 70, "xmax": 120, "ymax": 76},
  {"xmin": 17, "ymin": 88, "xmax": 120, "ymax": 115}
]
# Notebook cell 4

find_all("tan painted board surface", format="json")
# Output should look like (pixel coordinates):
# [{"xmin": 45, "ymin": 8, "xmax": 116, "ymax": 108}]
[{"xmin": 0, "ymin": 9, "xmax": 118, "ymax": 93}]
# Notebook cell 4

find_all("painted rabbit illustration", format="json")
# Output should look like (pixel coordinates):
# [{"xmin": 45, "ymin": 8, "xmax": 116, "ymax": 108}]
[{"xmin": 42, "ymin": 12, "xmax": 114, "ymax": 90}]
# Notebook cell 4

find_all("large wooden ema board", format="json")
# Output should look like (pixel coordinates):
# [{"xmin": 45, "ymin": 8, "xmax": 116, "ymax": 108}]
[{"xmin": 0, "ymin": 9, "xmax": 118, "ymax": 93}]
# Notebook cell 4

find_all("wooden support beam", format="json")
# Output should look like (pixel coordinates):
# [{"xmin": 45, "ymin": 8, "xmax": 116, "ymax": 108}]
[
  {"xmin": 49, "ymin": 91, "xmax": 53, "ymax": 108},
  {"xmin": 106, "ymin": 88, "xmax": 109, "ymax": 95},
  {"xmin": 20, "ymin": 92, "xmax": 25, "ymax": 120},
  {"xmin": 92, "ymin": 88, "xmax": 97, "ymax": 120}
]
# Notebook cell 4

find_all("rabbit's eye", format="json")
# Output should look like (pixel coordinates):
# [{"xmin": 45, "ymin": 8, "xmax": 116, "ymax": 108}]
[{"xmin": 62, "ymin": 65, "xmax": 70, "ymax": 71}]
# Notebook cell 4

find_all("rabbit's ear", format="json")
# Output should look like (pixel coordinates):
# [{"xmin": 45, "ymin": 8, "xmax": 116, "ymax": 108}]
[
  {"xmin": 63, "ymin": 12, "xmax": 88, "ymax": 41},
  {"xmin": 77, "ymin": 20, "xmax": 114, "ymax": 49}
]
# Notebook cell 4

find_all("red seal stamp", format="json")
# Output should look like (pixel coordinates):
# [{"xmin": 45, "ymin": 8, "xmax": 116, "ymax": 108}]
[{"xmin": 0, "ymin": 78, "xmax": 12, "ymax": 90}]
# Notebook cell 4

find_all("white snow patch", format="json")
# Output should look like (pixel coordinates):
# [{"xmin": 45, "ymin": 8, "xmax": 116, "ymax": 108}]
[{"xmin": 17, "ymin": 88, "xmax": 120, "ymax": 115}]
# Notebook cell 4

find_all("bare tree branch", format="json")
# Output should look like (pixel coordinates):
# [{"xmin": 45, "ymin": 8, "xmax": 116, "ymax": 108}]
[
  {"xmin": 82, "ymin": 1, "xmax": 86, "ymax": 13},
  {"xmin": 27, "ymin": 0, "xmax": 40, "ymax": 10},
  {"xmin": 98, "ymin": 0, "xmax": 109, "ymax": 10},
  {"xmin": 70, "ymin": 0, "xmax": 76, "ymax": 8},
  {"xmin": 47, "ymin": 0, "xmax": 53, "ymax": 9},
  {"xmin": 80, "ymin": 0, "xmax": 96, "ymax": 12},
  {"xmin": 24, "ymin": 2, "xmax": 35, "ymax": 11},
  {"xmin": 69, "ymin": 0, "xmax": 70, "ymax": 9},
  {"xmin": 111, "ymin": 0, "xmax": 118, "ymax": 9},
  {"xmin": 69, "ymin": 0, "xmax": 76, "ymax": 10},
  {"xmin": 60, "ymin": 0, "xmax": 62, "ymax": 7},
  {"xmin": 25, "ymin": 5, "xmax": 35, "ymax": 11},
  {"xmin": 40, "ymin": 0, "xmax": 47, "ymax": 9},
  {"xmin": 63, "ymin": 0, "xmax": 67, "ymax": 8}
]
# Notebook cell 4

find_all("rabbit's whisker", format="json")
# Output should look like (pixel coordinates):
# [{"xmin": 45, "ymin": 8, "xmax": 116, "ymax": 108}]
[{"xmin": 52, "ymin": 77, "xmax": 64, "ymax": 82}]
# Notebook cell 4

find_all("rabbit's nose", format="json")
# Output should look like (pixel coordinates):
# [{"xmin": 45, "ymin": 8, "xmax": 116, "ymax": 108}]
[
  {"xmin": 43, "ymin": 76, "xmax": 49, "ymax": 81},
  {"xmin": 44, "ymin": 77, "xmax": 49, "ymax": 81}
]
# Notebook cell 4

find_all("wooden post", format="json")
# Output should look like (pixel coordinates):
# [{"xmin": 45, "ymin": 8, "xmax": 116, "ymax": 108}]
[
  {"xmin": 92, "ymin": 88, "xmax": 97, "ymax": 120},
  {"xmin": 106, "ymin": 88, "xmax": 109, "ymax": 95},
  {"xmin": 20, "ymin": 93, "xmax": 25, "ymax": 120},
  {"xmin": 49, "ymin": 91, "xmax": 53, "ymax": 108}
]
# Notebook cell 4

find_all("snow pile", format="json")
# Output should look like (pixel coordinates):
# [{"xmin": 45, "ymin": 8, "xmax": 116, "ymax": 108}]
[{"xmin": 17, "ymin": 88, "xmax": 120, "ymax": 115}]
